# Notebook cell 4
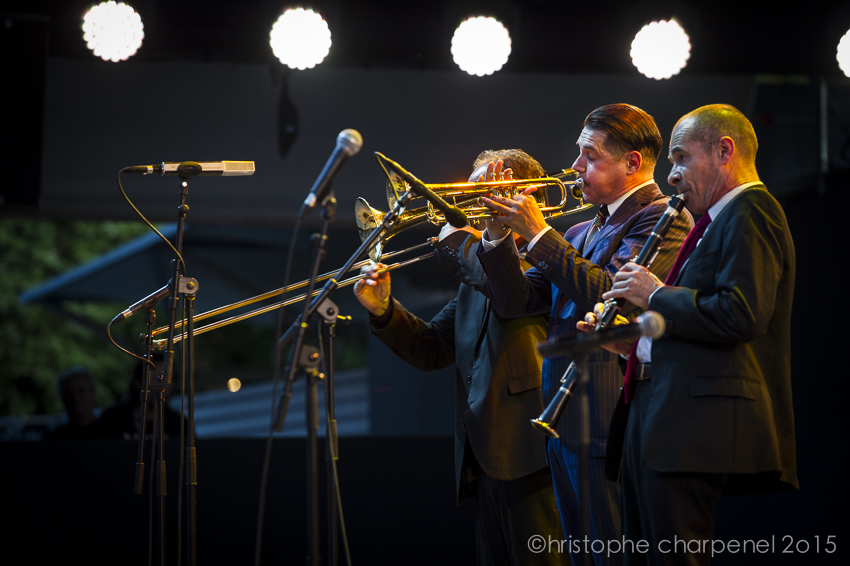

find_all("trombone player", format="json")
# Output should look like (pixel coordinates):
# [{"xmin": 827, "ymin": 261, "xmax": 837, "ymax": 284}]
[
  {"xmin": 354, "ymin": 149, "xmax": 564, "ymax": 565},
  {"xmin": 476, "ymin": 104, "xmax": 693, "ymax": 566}
]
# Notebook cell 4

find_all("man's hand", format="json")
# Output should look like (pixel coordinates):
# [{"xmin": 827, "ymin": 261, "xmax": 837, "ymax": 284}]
[
  {"xmin": 602, "ymin": 263, "xmax": 664, "ymax": 310},
  {"xmin": 478, "ymin": 160, "xmax": 512, "ymax": 242},
  {"xmin": 576, "ymin": 303, "xmax": 635, "ymax": 355},
  {"xmin": 353, "ymin": 262, "xmax": 391, "ymax": 316},
  {"xmin": 481, "ymin": 161, "xmax": 548, "ymax": 241}
]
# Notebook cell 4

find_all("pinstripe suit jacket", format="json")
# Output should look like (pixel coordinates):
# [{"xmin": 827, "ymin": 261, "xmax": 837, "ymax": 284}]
[
  {"xmin": 477, "ymin": 184, "xmax": 693, "ymax": 456},
  {"xmin": 644, "ymin": 186, "xmax": 797, "ymax": 494}
]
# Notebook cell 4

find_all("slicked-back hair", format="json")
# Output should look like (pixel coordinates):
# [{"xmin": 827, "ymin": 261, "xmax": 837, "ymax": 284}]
[
  {"xmin": 472, "ymin": 149, "xmax": 546, "ymax": 180},
  {"xmin": 679, "ymin": 104, "xmax": 758, "ymax": 163},
  {"xmin": 583, "ymin": 104, "xmax": 663, "ymax": 170}
]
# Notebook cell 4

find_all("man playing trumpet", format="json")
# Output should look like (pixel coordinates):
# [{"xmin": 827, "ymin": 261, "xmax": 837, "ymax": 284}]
[
  {"xmin": 354, "ymin": 149, "xmax": 564, "ymax": 565},
  {"xmin": 476, "ymin": 104, "xmax": 693, "ymax": 565}
]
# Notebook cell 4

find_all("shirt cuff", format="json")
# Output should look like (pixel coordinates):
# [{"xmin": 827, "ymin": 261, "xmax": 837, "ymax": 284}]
[
  {"xmin": 526, "ymin": 226, "xmax": 554, "ymax": 250},
  {"xmin": 481, "ymin": 230, "xmax": 511, "ymax": 251}
]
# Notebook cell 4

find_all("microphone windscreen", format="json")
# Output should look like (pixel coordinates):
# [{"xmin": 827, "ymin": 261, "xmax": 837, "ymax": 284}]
[
  {"xmin": 338, "ymin": 129, "xmax": 363, "ymax": 156},
  {"xmin": 636, "ymin": 311, "xmax": 666, "ymax": 339}
]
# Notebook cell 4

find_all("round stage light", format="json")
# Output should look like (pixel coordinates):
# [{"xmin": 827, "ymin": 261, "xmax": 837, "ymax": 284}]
[
  {"xmin": 82, "ymin": 1, "xmax": 145, "ymax": 63},
  {"xmin": 630, "ymin": 20, "xmax": 691, "ymax": 80},
  {"xmin": 227, "ymin": 378, "xmax": 242, "ymax": 393},
  {"xmin": 270, "ymin": 8, "xmax": 332, "ymax": 70},
  {"xmin": 838, "ymin": 30, "xmax": 850, "ymax": 77},
  {"xmin": 451, "ymin": 16, "xmax": 512, "ymax": 77}
]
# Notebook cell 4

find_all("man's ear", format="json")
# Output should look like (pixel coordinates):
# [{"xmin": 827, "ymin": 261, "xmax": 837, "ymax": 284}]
[
  {"xmin": 626, "ymin": 150, "xmax": 642, "ymax": 174},
  {"xmin": 718, "ymin": 137, "xmax": 735, "ymax": 164}
]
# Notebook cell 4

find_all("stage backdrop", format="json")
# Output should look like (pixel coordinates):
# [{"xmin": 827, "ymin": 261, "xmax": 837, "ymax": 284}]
[{"xmin": 38, "ymin": 58, "xmax": 756, "ymax": 223}]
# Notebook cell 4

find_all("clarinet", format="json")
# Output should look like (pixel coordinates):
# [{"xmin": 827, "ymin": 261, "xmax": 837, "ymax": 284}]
[{"xmin": 531, "ymin": 194, "xmax": 686, "ymax": 438}]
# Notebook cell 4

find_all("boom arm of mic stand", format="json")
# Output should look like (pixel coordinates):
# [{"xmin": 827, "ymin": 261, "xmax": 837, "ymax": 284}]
[{"xmin": 273, "ymin": 189, "xmax": 414, "ymax": 431}]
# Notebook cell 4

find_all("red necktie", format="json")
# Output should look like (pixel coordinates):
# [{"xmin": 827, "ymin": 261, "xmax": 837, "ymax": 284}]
[{"xmin": 622, "ymin": 214, "xmax": 712, "ymax": 403}]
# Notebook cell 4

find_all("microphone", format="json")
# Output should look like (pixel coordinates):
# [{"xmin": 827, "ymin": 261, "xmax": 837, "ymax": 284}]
[
  {"xmin": 374, "ymin": 152, "xmax": 468, "ymax": 228},
  {"xmin": 111, "ymin": 282, "xmax": 172, "ymax": 323},
  {"xmin": 301, "ymin": 129, "xmax": 363, "ymax": 218},
  {"xmin": 537, "ymin": 311, "xmax": 665, "ymax": 357},
  {"xmin": 124, "ymin": 161, "xmax": 255, "ymax": 176}
]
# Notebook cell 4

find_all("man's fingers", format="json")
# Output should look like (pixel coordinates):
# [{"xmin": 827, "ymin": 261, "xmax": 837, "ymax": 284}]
[{"xmin": 482, "ymin": 197, "xmax": 511, "ymax": 214}]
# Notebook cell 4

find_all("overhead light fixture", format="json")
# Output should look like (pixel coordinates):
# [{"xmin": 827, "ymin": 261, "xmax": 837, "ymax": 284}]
[
  {"xmin": 82, "ymin": 1, "xmax": 145, "ymax": 62},
  {"xmin": 838, "ymin": 30, "xmax": 850, "ymax": 77},
  {"xmin": 630, "ymin": 19, "xmax": 691, "ymax": 80},
  {"xmin": 270, "ymin": 8, "xmax": 332, "ymax": 70},
  {"xmin": 451, "ymin": 16, "xmax": 512, "ymax": 77}
]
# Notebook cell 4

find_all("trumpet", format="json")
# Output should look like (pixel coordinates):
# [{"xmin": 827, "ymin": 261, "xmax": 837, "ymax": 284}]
[
  {"xmin": 149, "ymin": 159, "xmax": 592, "ymax": 348},
  {"xmin": 357, "ymin": 158, "xmax": 591, "ymax": 261}
]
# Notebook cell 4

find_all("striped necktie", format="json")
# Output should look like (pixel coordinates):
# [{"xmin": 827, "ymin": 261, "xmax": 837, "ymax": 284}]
[{"xmin": 584, "ymin": 205, "xmax": 609, "ymax": 251}]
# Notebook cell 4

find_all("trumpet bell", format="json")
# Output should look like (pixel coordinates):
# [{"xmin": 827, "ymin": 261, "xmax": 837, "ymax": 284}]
[{"xmin": 355, "ymin": 197, "xmax": 385, "ymax": 262}]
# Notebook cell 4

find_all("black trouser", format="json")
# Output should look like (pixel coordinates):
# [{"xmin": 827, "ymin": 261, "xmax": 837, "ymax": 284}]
[
  {"xmin": 475, "ymin": 466, "xmax": 568, "ymax": 566},
  {"xmin": 621, "ymin": 380, "xmax": 727, "ymax": 566}
]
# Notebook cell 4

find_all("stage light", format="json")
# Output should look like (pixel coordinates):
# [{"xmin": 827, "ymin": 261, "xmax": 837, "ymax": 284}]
[
  {"xmin": 269, "ymin": 8, "xmax": 332, "ymax": 70},
  {"xmin": 82, "ymin": 1, "xmax": 145, "ymax": 62},
  {"xmin": 838, "ymin": 30, "xmax": 850, "ymax": 77},
  {"xmin": 227, "ymin": 378, "xmax": 241, "ymax": 393},
  {"xmin": 451, "ymin": 16, "xmax": 512, "ymax": 77},
  {"xmin": 630, "ymin": 19, "xmax": 691, "ymax": 80}
]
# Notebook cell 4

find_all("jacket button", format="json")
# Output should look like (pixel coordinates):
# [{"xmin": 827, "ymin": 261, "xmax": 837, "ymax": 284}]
[
  {"xmin": 460, "ymin": 418, "xmax": 465, "ymax": 428},
  {"xmin": 466, "ymin": 376, "xmax": 472, "ymax": 385},
  {"xmin": 665, "ymin": 319, "xmax": 675, "ymax": 330},
  {"xmin": 539, "ymin": 261, "xmax": 548, "ymax": 269}
]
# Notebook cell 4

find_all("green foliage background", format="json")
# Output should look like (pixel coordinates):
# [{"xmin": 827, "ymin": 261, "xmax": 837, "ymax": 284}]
[
  {"xmin": 0, "ymin": 218, "xmax": 150, "ymax": 415},
  {"xmin": 0, "ymin": 217, "xmax": 370, "ymax": 417}
]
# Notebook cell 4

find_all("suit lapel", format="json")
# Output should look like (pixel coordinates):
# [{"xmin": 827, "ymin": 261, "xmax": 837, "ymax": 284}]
[
  {"xmin": 672, "ymin": 184, "xmax": 764, "ymax": 285},
  {"xmin": 582, "ymin": 184, "xmax": 663, "ymax": 258}
]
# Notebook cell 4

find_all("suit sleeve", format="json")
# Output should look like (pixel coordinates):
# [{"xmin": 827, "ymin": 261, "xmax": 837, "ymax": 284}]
[
  {"xmin": 432, "ymin": 231, "xmax": 488, "ymax": 293},
  {"xmin": 650, "ymin": 192, "xmax": 790, "ymax": 343},
  {"xmin": 370, "ymin": 296, "xmax": 457, "ymax": 371},
  {"xmin": 479, "ymin": 202, "xmax": 691, "ymax": 320},
  {"xmin": 475, "ymin": 235, "xmax": 553, "ymax": 318}
]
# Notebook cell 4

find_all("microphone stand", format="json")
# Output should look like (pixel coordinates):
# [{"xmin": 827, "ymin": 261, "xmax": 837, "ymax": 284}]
[
  {"xmin": 318, "ymin": 298, "xmax": 350, "ymax": 566},
  {"xmin": 572, "ymin": 353, "xmax": 593, "ymax": 566},
  {"xmin": 273, "ymin": 186, "xmax": 416, "ymax": 564},
  {"xmin": 142, "ymin": 162, "xmax": 201, "ymax": 566}
]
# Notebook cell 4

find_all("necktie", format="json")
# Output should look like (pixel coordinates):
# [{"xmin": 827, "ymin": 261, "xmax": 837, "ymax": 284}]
[
  {"xmin": 584, "ymin": 205, "xmax": 609, "ymax": 251},
  {"xmin": 622, "ymin": 213, "xmax": 712, "ymax": 403}
]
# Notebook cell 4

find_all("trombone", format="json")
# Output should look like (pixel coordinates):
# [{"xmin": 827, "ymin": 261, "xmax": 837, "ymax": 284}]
[{"xmin": 149, "ymin": 160, "xmax": 592, "ymax": 349}]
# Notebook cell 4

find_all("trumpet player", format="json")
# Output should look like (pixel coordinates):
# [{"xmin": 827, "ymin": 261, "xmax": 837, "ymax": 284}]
[
  {"xmin": 476, "ymin": 104, "xmax": 693, "ymax": 566},
  {"xmin": 354, "ymin": 149, "xmax": 565, "ymax": 566}
]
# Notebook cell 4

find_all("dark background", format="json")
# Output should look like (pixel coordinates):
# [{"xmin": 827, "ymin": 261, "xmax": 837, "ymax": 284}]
[{"xmin": 1, "ymin": 1, "xmax": 848, "ymax": 564}]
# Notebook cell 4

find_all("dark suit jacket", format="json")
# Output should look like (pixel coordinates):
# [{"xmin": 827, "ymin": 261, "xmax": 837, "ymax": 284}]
[
  {"xmin": 645, "ymin": 186, "xmax": 797, "ymax": 494},
  {"xmin": 477, "ymin": 184, "xmax": 693, "ymax": 456},
  {"xmin": 371, "ymin": 232, "xmax": 550, "ymax": 504}
]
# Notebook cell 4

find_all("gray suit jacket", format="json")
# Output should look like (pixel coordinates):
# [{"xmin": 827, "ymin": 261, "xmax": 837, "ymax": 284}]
[
  {"xmin": 371, "ymin": 232, "xmax": 550, "ymax": 504},
  {"xmin": 645, "ymin": 186, "xmax": 797, "ymax": 494},
  {"xmin": 477, "ymin": 184, "xmax": 693, "ymax": 456}
]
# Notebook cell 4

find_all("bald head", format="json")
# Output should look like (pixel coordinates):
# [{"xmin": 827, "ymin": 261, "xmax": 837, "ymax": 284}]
[{"xmin": 676, "ymin": 104, "xmax": 758, "ymax": 165}]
